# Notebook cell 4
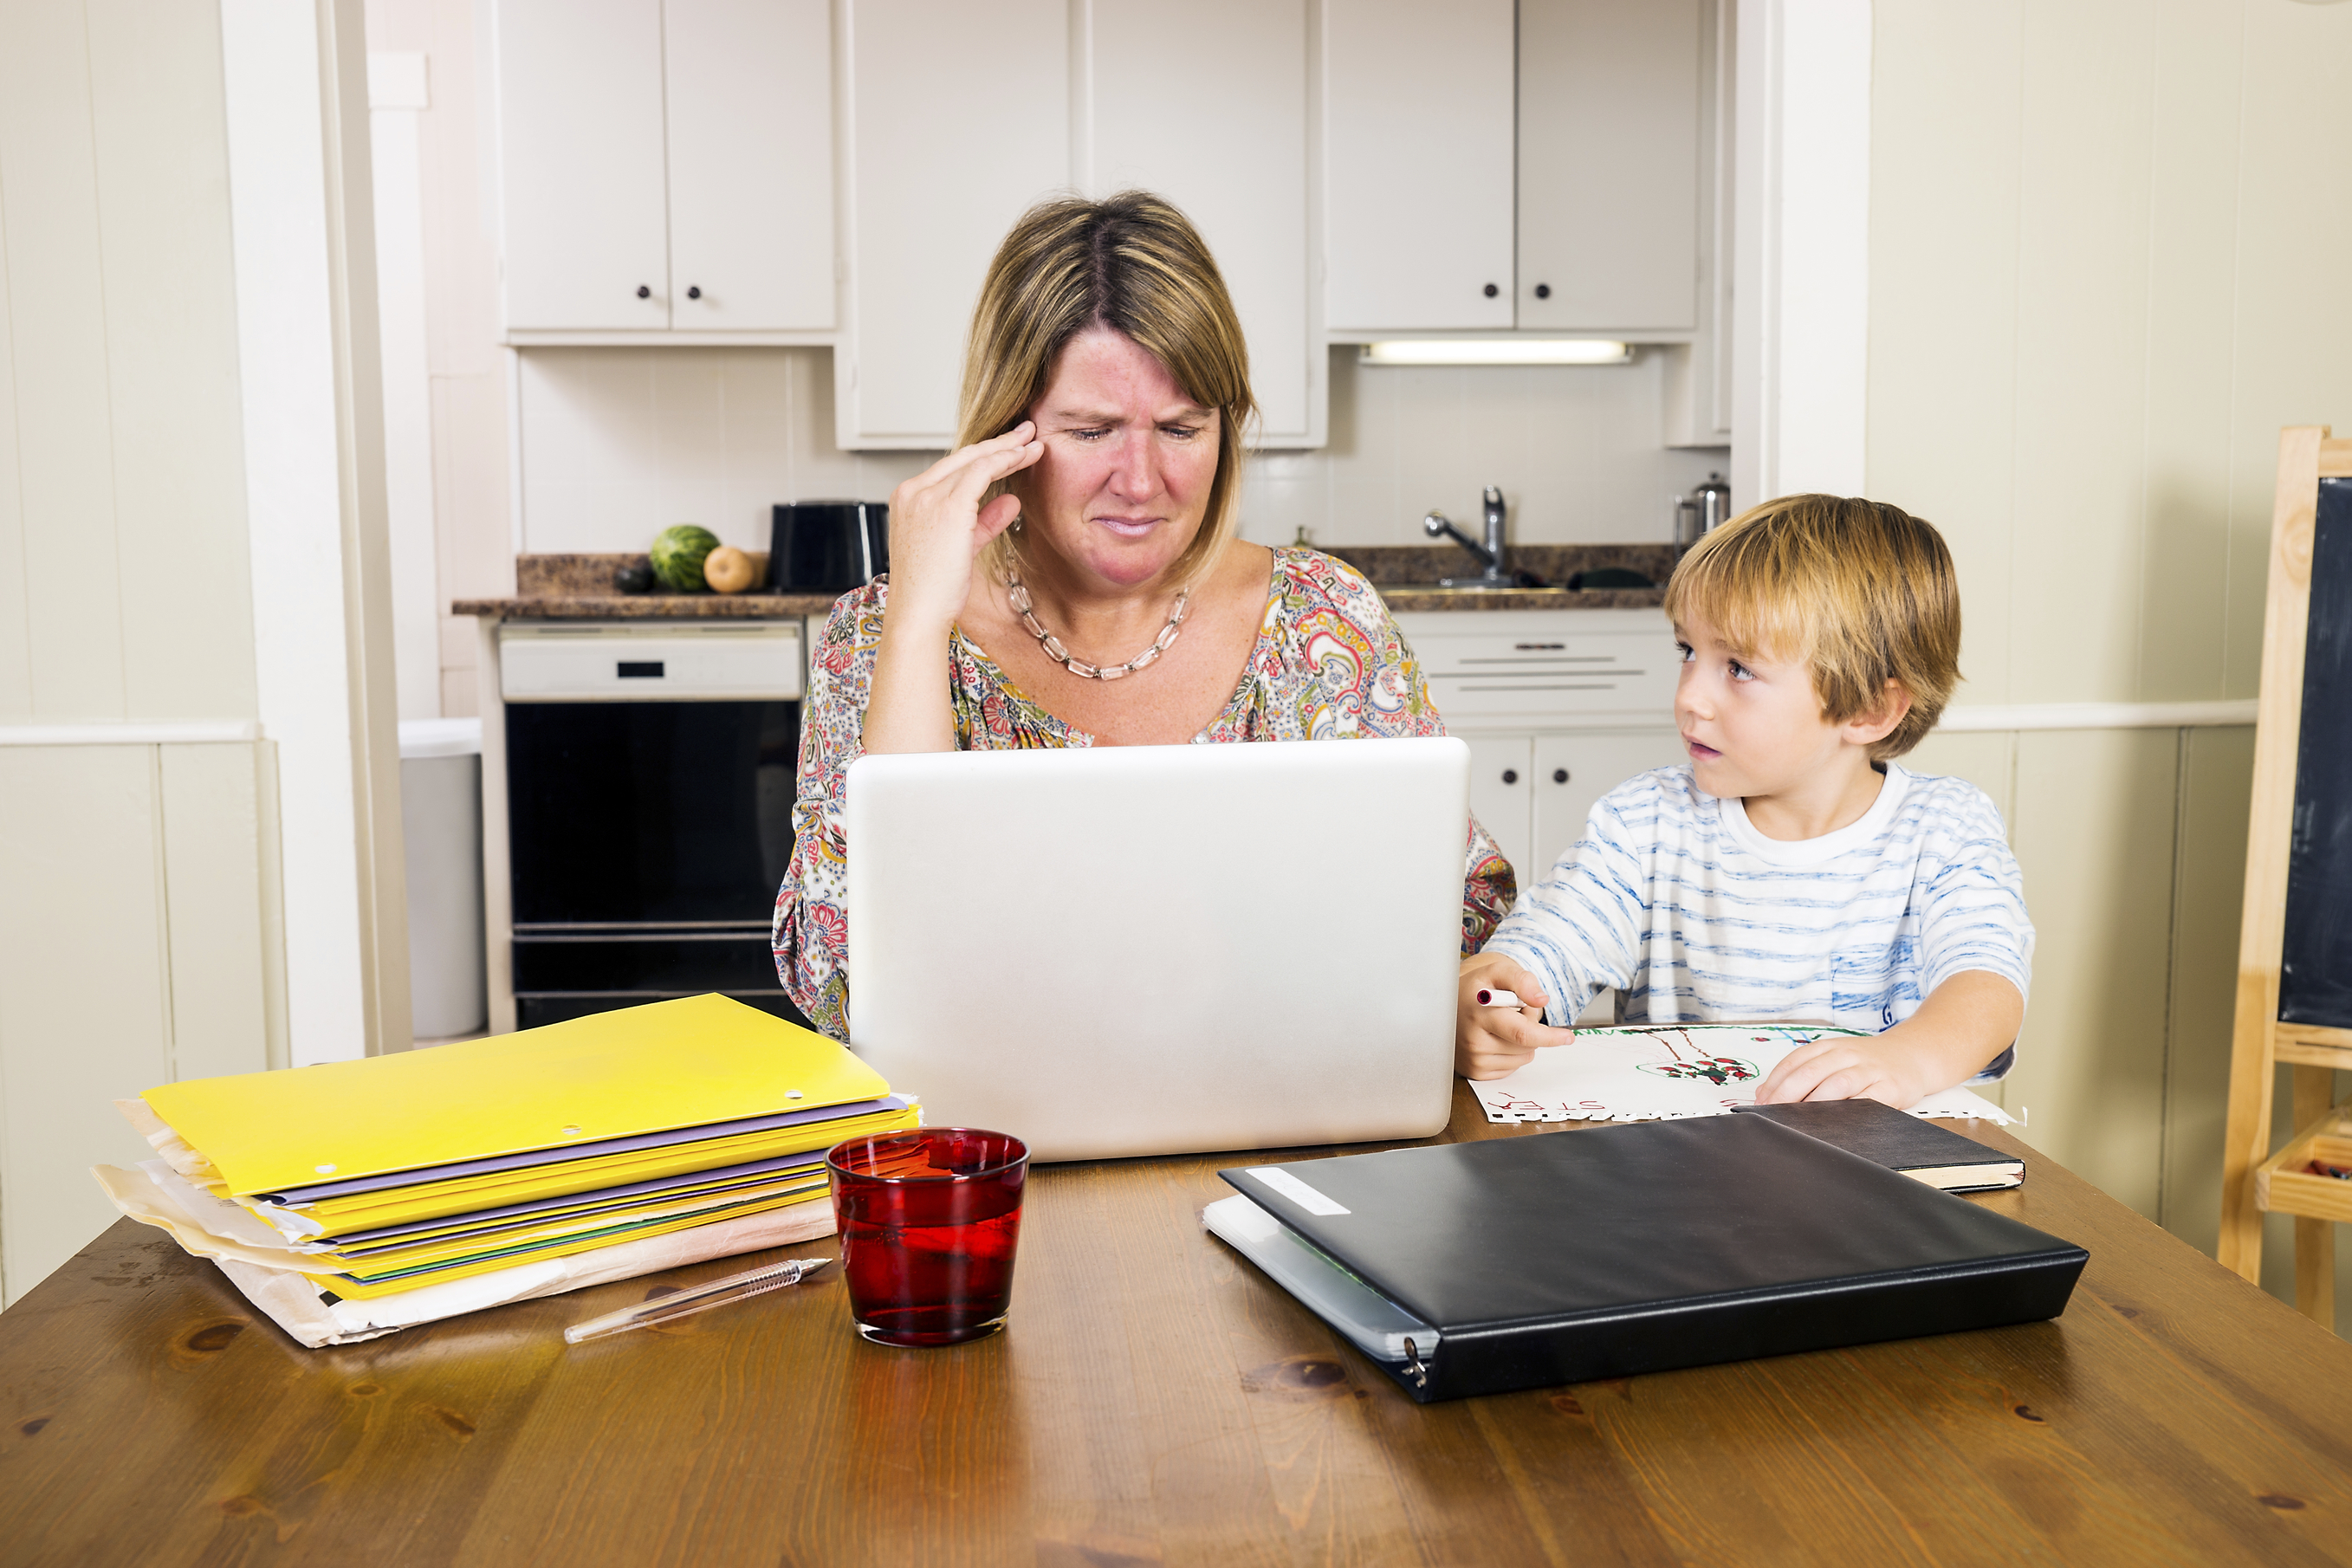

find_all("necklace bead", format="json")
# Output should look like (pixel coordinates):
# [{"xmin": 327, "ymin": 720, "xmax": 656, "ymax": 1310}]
[{"xmin": 1008, "ymin": 574, "xmax": 1189, "ymax": 681}]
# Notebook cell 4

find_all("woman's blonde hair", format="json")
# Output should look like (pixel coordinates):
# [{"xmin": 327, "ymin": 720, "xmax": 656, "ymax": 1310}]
[
  {"xmin": 959, "ymin": 191, "xmax": 1256, "ymax": 589},
  {"xmin": 1662, "ymin": 494, "xmax": 1962, "ymax": 761}
]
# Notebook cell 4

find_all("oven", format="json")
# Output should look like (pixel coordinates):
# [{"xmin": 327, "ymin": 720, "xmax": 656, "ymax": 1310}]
[{"xmin": 494, "ymin": 621, "xmax": 809, "ymax": 1031}]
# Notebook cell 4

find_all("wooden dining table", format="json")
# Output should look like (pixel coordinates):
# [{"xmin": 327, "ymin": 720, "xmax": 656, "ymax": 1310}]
[{"xmin": 3, "ymin": 1082, "xmax": 2349, "ymax": 1567}]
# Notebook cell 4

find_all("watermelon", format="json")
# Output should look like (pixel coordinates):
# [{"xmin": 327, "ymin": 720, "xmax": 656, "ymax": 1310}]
[{"xmin": 650, "ymin": 525, "xmax": 719, "ymax": 593}]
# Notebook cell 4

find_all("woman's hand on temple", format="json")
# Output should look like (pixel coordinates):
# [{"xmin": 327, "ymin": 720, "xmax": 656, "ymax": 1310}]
[
  {"xmin": 865, "ymin": 423, "xmax": 1045, "ymax": 755},
  {"xmin": 883, "ymin": 422, "xmax": 1045, "ymax": 632}
]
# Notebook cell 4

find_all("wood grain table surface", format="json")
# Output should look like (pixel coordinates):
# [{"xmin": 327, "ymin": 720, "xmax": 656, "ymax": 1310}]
[{"xmin": 3, "ymin": 1082, "xmax": 2349, "ymax": 1568}]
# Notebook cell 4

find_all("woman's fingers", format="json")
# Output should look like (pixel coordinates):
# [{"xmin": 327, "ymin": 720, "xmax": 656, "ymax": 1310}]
[
  {"xmin": 891, "ymin": 423, "xmax": 1038, "ymax": 515},
  {"xmin": 975, "ymin": 492, "xmax": 1022, "ymax": 541},
  {"xmin": 927, "ymin": 421, "xmax": 1041, "ymax": 495}
]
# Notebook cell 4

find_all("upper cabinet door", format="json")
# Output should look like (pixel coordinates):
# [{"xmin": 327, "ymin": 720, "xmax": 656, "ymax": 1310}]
[
  {"xmin": 1518, "ymin": 0, "xmax": 1703, "ymax": 333},
  {"xmin": 495, "ymin": 0, "xmax": 671, "ymax": 331},
  {"xmin": 1324, "ymin": 0, "xmax": 1515, "ymax": 334},
  {"xmin": 839, "ymin": 0, "xmax": 1069, "ymax": 447},
  {"xmin": 665, "ymin": 0, "xmax": 835, "ymax": 332},
  {"xmin": 1090, "ymin": 0, "xmax": 1316, "ymax": 446}
]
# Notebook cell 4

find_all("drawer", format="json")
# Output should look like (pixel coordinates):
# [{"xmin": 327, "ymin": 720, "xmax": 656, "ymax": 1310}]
[
  {"xmin": 1410, "ymin": 625, "xmax": 1677, "ymax": 720},
  {"xmin": 510, "ymin": 929, "xmax": 783, "ymax": 993},
  {"xmin": 500, "ymin": 622, "xmax": 803, "ymax": 702}
]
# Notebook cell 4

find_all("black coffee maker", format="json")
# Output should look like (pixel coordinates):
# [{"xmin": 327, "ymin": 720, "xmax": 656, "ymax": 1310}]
[{"xmin": 768, "ymin": 501, "xmax": 890, "ymax": 592}]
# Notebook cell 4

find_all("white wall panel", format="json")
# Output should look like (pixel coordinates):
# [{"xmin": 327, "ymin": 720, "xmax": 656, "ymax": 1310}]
[
  {"xmin": 0, "ymin": 748, "xmax": 175, "ymax": 1306},
  {"xmin": 161, "ymin": 742, "xmax": 282, "ymax": 1082},
  {"xmin": 0, "ymin": 4, "xmax": 128, "ymax": 721}
]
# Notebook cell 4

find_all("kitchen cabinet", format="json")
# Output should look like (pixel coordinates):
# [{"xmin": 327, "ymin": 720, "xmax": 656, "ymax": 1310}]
[
  {"xmin": 1396, "ymin": 607, "xmax": 1681, "ymax": 897},
  {"xmin": 1324, "ymin": 0, "xmax": 1515, "ymax": 334},
  {"xmin": 1529, "ymin": 729, "xmax": 1688, "ymax": 876},
  {"xmin": 836, "ymin": 0, "xmax": 1070, "ymax": 447},
  {"xmin": 1466, "ymin": 734, "xmax": 1535, "ymax": 888},
  {"xmin": 1462, "ymin": 727, "xmax": 1684, "ymax": 894},
  {"xmin": 1091, "ymin": 0, "xmax": 1318, "ymax": 445},
  {"xmin": 1518, "ymin": 0, "xmax": 1704, "ymax": 333},
  {"xmin": 495, "ymin": 0, "xmax": 669, "ymax": 332},
  {"xmin": 839, "ymin": 0, "xmax": 1319, "ymax": 449},
  {"xmin": 495, "ymin": 0, "xmax": 834, "ymax": 335},
  {"xmin": 1325, "ymin": 0, "xmax": 1714, "ymax": 340}
]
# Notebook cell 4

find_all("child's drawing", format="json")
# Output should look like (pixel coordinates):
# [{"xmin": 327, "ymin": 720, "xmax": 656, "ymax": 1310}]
[
  {"xmin": 1470, "ymin": 1023, "xmax": 2014, "ymax": 1125},
  {"xmin": 1630, "ymin": 1030, "xmax": 1759, "ymax": 1086}
]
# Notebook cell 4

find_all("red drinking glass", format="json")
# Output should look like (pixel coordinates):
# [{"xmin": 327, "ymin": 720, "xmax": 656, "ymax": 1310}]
[{"xmin": 826, "ymin": 1128, "xmax": 1028, "ymax": 1347}]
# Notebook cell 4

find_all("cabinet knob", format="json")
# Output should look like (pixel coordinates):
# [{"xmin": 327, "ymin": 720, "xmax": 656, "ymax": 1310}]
[
  {"xmin": 636, "ymin": 284, "xmax": 651, "ymax": 299},
  {"xmin": 1483, "ymin": 282, "xmax": 1499, "ymax": 298},
  {"xmin": 1553, "ymin": 768, "xmax": 1569, "ymax": 784},
  {"xmin": 686, "ymin": 286, "xmax": 702, "ymax": 300},
  {"xmin": 1501, "ymin": 768, "xmax": 1519, "ymax": 785},
  {"xmin": 1534, "ymin": 283, "xmax": 1552, "ymax": 300}
]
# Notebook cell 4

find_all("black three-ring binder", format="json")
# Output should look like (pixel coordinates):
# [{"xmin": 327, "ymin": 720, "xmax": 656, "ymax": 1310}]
[{"xmin": 1219, "ymin": 1114, "xmax": 2088, "ymax": 1403}]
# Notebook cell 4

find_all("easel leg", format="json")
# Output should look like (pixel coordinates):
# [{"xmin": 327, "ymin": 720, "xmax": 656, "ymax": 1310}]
[
  {"xmin": 2291, "ymin": 1066, "xmax": 2337, "ymax": 1328},
  {"xmin": 2219, "ymin": 988, "xmax": 2277, "ymax": 1282}
]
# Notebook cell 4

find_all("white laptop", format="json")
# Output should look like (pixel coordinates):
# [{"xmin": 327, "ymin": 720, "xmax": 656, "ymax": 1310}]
[{"xmin": 845, "ymin": 737, "xmax": 1469, "ymax": 1161}]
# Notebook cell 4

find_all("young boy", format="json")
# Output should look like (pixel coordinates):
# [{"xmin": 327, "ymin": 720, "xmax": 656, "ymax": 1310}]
[{"xmin": 1458, "ymin": 495, "xmax": 2031, "ymax": 1108}]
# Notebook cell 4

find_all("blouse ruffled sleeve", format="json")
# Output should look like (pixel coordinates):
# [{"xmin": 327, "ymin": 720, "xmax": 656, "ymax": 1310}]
[
  {"xmin": 771, "ymin": 581, "xmax": 888, "ymax": 1040},
  {"xmin": 1275, "ymin": 552, "xmax": 1518, "ymax": 949}
]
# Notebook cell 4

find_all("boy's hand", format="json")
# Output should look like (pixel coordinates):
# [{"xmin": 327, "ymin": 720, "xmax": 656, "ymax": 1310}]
[
  {"xmin": 1757, "ymin": 971, "xmax": 2023, "ymax": 1108},
  {"xmin": 1753, "ymin": 1036, "xmax": 1927, "ymax": 1109},
  {"xmin": 1455, "ymin": 953, "xmax": 1575, "ymax": 1080}
]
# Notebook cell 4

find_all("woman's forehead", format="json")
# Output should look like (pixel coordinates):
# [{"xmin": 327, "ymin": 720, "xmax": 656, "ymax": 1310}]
[{"xmin": 1039, "ymin": 327, "xmax": 1211, "ymax": 418}]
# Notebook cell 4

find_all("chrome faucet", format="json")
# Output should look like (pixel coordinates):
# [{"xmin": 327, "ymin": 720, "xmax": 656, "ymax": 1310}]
[{"xmin": 1425, "ymin": 486, "xmax": 1512, "ymax": 588}]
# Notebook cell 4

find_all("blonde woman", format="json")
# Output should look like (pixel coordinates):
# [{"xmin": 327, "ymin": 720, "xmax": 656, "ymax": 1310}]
[{"xmin": 774, "ymin": 191, "xmax": 1513, "ymax": 1040}]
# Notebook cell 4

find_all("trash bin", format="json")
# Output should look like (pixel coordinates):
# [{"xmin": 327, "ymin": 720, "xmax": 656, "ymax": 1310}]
[{"xmin": 399, "ymin": 717, "xmax": 487, "ymax": 1040}]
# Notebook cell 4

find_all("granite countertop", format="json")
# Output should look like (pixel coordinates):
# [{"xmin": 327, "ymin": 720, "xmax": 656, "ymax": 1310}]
[{"xmin": 451, "ymin": 545, "xmax": 1674, "ymax": 619}]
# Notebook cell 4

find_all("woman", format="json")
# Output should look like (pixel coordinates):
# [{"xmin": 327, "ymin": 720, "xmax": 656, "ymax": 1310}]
[{"xmin": 773, "ymin": 191, "xmax": 1513, "ymax": 1040}]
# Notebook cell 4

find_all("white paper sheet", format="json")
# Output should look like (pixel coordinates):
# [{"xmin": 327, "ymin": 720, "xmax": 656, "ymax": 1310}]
[
  {"xmin": 91, "ymin": 1159, "xmax": 839, "ymax": 1347},
  {"xmin": 1469, "ymin": 1024, "xmax": 2013, "ymax": 1125}
]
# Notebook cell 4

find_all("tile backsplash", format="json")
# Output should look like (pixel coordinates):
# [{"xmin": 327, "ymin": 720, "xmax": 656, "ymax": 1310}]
[{"xmin": 513, "ymin": 345, "xmax": 1727, "ymax": 556}]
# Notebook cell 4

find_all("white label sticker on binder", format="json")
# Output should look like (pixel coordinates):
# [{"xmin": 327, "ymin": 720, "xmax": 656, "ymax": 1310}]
[{"xmin": 1247, "ymin": 1167, "xmax": 1349, "ymax": 1215}]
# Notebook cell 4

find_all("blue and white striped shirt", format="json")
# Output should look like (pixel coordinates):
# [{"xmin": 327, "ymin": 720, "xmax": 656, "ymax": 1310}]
[{"xmin": 1485, "ymin": 763, "xmax": 2032, "ymax": 1078}]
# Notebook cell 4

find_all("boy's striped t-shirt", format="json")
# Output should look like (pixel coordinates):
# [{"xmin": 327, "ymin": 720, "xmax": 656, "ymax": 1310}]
[{"xmin": 1483, "ymin": 763, "xmax": 2032, "ymax": 1079}]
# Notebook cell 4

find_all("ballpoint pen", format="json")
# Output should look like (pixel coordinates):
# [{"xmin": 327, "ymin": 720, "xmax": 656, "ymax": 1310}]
[{"xmin": 564, "ymin": 1255, "xmax": 833, "ymax": 1344}]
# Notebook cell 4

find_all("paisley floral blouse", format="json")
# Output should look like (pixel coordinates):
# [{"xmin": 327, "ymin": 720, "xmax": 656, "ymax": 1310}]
[{"xmin": 771, "ymin": 547, "xmax": 1517, "ymax": 1040}]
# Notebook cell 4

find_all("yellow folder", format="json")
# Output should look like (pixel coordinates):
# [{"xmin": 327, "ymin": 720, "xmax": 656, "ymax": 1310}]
[
  {"xmin": 309, "ymin": 1187, "xmax": 833, "ymax": 1300},
  {"xmin": 258, "ymin": 1101, "xmax": 917, "ymax": 1235},
  {"xmin": 142, "ymin": 995, "xmax": 891, "ymax": 1199}
]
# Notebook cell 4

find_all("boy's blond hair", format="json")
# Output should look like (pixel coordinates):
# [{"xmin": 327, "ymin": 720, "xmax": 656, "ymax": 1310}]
[{"xmin": 1663, "ymin": 495, "xmax": 1960, "ymax": 761}]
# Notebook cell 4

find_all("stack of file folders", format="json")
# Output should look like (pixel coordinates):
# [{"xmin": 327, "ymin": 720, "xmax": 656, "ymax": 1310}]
[{"xmin": 93, "ymin": 995, "xmax": 917, "ymax": 1345}]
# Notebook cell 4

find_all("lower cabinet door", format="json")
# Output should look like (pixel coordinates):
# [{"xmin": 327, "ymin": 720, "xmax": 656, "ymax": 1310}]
[
  {"xmin": 1530, "ymin": 730, "xmax": 1687, "ymax": 882},
  {"xmin": 1463, "ymin": 734, "xmax": 1535, "ymax": 892}
]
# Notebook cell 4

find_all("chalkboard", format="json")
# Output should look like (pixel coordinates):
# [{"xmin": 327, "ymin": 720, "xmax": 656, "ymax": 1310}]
[{"xmin": 2280, "ymin": 476, "xmax": 2352, "ymax": 1027}]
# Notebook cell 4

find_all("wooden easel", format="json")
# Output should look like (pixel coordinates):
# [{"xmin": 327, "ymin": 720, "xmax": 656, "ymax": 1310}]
[{"xmin": 2219, "ymin": 424, "xmax": 2352, "ymax": 1325}]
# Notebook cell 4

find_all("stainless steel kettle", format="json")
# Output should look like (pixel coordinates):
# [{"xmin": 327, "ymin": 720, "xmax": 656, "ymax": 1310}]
[{"xmin": 1673, "ymin": 473, "xmax": 1732, "ymax": 552}]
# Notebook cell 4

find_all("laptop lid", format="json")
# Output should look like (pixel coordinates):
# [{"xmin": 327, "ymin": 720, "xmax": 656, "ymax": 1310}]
[{"xmin": 845, "ymin": 737, "xmax": 1469, "ymax": 1161}]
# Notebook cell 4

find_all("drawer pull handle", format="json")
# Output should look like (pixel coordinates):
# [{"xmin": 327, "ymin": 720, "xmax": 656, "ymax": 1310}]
[
  {"xmin": 1501, "ymin": 769, "xmax": 1519, "ymax": 785},
  {"xmin": 1513, "ymin": 642, "xmax": 1567, "ymax": 651},
  {"xmin": 1553, "ymin": 768, "xmax": 1570, "ymax": 784},
  {"xmin": 618, "ymin": 661, "xmax": 665, "ymax": 679}
]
